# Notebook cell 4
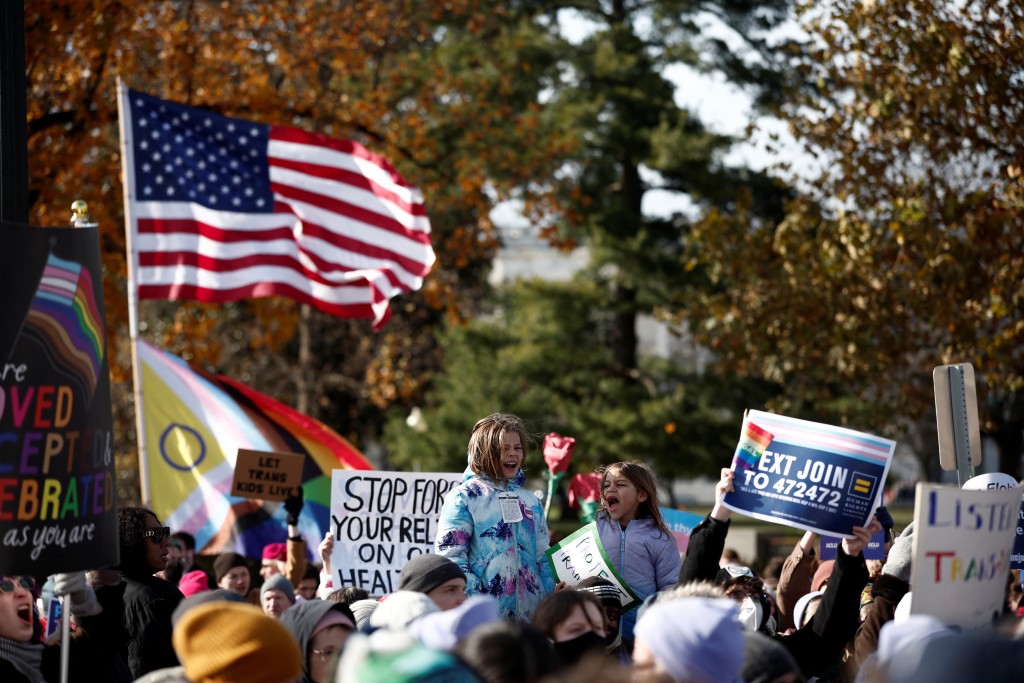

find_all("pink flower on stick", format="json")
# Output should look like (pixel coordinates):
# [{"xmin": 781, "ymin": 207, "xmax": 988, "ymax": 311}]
[{"xmin": 543, "ymin": 433, "xmax": 576, "ymax": 476}]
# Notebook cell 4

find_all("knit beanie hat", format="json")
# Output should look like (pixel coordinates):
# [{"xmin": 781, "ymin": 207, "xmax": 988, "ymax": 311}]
[
  {"xmin": 262, "ymin": 542, "xmax": 287, "ymax": 562},
  {"xmin": 407, "ymin": 595, "xmax": 501, "ymax": 651},
  {"xmin": 349, "ymin": 599, "xmax": 380, "ymax": 629},
  {"xmin": 173, "ymin": 601, "xmax": 302, "ymax": 683},
  {"xmin": 213, "ymin": 552, "xmax": 249, "ymax": 583},
  {"xmin": 369, "ymin": 591, "xmax": 440, "ymax": 630},
  {"xmin": 740, "ymin": 632, "xmax": 801, "ymax": 683},
  {"xmin": 172, "ymin": 588, "xmax": 248, "ymax": 627},
  {"xmin": 634, "ymin": 597, "xmax": 745, "ymax": 683},
  {"xmin": 881, "ymin": 522, "xmax": 915, "ymax": 584},
  {"xmin": 179, "ymin": 570, "xmax": 211, "ymax": 598},
  {"xmin": 260, "ymin": 574, "xmax": 296, "ymax": 604},
  {"xmin": 398, "ymin": 554, "xmax": 466, "ymax": 595}
]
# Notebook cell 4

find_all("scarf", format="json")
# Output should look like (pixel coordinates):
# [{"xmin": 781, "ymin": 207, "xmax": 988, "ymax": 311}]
[{"xmin": 0, "ymin": 635, "xmax": 45, "ymax": 683}]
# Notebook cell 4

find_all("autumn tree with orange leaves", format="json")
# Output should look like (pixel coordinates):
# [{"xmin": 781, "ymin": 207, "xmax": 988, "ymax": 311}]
[{"xmin": 25, "ymin": 1, "xmax": 577, "ymax": 499}]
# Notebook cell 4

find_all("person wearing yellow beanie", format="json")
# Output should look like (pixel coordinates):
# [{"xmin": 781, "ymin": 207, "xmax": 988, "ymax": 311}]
[{"xmin": 173, "ymin": 602, "xmax": 302, "ymax": 683}]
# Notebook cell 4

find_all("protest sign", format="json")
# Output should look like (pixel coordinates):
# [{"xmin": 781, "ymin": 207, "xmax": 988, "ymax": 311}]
[
  {"xmin": 909, "ymin": 482, "xmax": 1021, "ymax": 629},
  {"xmin": 1013, "ymin": 500, "xmax": 1024, "ymax": 571},
  {"xmin": 546, "ymin": 522, "xmax": 641, "ymax": 610},
  {"xmin": 660, "ymin": 507, "xmax": 705, "ymax": 554},
  {"xmin": 722, "ymin": 410, "xmax": 895, "ymax": 538},
  {"xmin": 820, "ymin": 530, "xmax": 886, "ymax": 561},
  {"xmin": 231, "ymin": 449, "xmax": 304, "ymax": 501},
  {"xmin": 45, "ymin": 598, "xmax": 62, "ymax": 640},
  {"xmin": 962, "ymin": 472, "xmax": 1024, "ymax": 571},
  {"xmin": 0, "ymin": 223, "xmax": 118, "ymax": 576},
  {"xmin": 329, "ymin": 470, "xmax": 461, "ymax": 595}
]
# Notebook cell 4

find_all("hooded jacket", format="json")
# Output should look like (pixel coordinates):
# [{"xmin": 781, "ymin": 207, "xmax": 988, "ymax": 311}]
[
  {"xmin": 279, "ymin": 600, "xmax": 355, "ymax": 683},
  {"xmin": 435, "ymin": 468, "xmax": 555, "ymax": 622},
  {"xmin": 596, "ymin": 514, "xmax": 681, "ymax": 643}
]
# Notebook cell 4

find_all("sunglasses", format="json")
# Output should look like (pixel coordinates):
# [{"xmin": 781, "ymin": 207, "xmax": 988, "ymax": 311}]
[
  {"xmin": 143, "ymin": 526, "xmax": 172, "ymax": 543},
  {"xmin": 0, "ymin": 576, "xmax": 35, "ymax": 594}
]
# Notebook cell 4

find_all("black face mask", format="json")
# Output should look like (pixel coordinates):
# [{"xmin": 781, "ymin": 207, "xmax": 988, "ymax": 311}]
[{"xmin": 553, "ymin": 631, "xmax": 607, "ymax": 667}]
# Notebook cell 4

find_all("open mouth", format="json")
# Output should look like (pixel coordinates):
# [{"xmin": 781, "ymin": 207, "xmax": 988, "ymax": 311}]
[
  {"xmin": 16, "ymin": 604, "xmax": 32, "ymax": 626},
  {"xmin": 502, "ymin": 461, "xmax": 518, "ymax": 470},
  {"xmin": 605, "ymin": 494, "xmax": 620, "ymax": 512}
]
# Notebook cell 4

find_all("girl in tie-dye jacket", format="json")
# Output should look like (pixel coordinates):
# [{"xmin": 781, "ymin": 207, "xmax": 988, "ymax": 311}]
[{"xmin": 435, "ymin": 413, "xmax": 556, "ymax": 622}]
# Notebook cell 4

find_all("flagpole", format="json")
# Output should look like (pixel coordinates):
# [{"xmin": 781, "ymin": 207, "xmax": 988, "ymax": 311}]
[{"xmin": 116, "ymin": 78, "xmax": 152, "ymax": 506}]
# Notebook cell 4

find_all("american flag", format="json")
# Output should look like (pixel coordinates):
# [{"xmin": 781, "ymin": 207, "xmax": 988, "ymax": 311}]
[{"xmin": 119, "ymin": 87, "xmax": 435, "ymax": 327}]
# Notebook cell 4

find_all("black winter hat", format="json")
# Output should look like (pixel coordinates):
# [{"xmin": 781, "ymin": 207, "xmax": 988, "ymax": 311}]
[{"xmin": 398, "ymin": 554, "xmax": 466, "ymax": 594}]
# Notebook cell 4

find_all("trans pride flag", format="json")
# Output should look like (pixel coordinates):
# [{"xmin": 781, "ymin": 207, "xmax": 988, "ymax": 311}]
[
  {"xmin": 23, "ymin": 254, "xmax": 105, "ymax": 404},
  {"xmin": 137, "ymin": 340, "xmax": 372, "ymax": 556}
]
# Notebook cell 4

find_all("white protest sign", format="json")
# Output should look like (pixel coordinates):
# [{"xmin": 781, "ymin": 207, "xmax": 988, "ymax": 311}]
[
  {"xmin": 545, "ymin": 522, "xmax": 641, "ymax": 610},
  {"xmin": 909, "ymin": 482, "xmax": 1022, "ymax": 629},
  {"xmin": 329, "ymin": 470, "xmax": 461, "ymax": 596}
]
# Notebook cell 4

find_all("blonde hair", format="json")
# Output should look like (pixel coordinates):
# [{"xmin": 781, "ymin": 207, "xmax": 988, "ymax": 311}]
[
  {"xmin": 597, "ymin": 461, "xmax": 671, "ymax": 536},
  {"xmin": 467, "ymin": 413, "xmax": 532, "ymax": 482}
]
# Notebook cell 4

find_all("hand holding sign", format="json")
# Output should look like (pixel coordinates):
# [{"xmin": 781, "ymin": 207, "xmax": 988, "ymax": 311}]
[{"xmin": 841, "ymin": 517, "xmax": 882, "ymax": 557}]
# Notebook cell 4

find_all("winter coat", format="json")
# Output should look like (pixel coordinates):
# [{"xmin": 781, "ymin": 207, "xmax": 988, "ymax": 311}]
[
  {"xmin": 117, "ymin": 572, "xmax": 184, "ymax": 679},
  {"xmin": 596, "ymin": 514, "xmax": 680, "ymax": 643},
  {"xmin": 679, "ymin": 513, "xmax": 869, "ymax": 679},
  {"xmin": 435, "ymin": 468, "xmax": 555, "ymax": 622}
]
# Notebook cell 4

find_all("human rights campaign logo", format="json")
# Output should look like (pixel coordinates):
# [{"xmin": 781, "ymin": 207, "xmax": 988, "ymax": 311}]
[{"xmin": 848, "ymin": 472, "xmax": 876, "ymax": 499}]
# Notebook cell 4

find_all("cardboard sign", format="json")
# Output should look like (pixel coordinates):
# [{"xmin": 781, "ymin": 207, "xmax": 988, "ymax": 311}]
[
  {"xmin": 660, "ymin": 507, "xmax": 705, "ymax": 554},
  {"xmin": 0, "ymin": 223, "xmax": 118, "ymax": 576},
  {"xmin": 722, "ymin": 410, "xmax": 895, "ymax": 538},
  {"xmin": 546, "ymin": 522, "xmax": 641, "ymax": 610},
  {"xmin": 1013, "ymin": 500, "xmax": 1024, "ymax": 571},
  {"xmin": 231, "ymin": 449, "xmax": 304, "ymax": 501},
  {"xmin": 909, "ymin": 482, "xmax": 1021, "ymax": 629},
  {"xmin": 329, "ymin": 470, "xmax": 461, "ymax": 596}
]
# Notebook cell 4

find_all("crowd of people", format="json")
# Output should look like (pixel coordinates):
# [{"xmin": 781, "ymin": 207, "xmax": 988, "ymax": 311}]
[{"xmin": 2, "ymin": 412, "xmax": 1023, "ymax": 682}]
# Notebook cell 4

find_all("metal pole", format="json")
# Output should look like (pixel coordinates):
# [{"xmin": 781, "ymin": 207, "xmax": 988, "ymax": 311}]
[
  {"xmin": 948, "ymin": 365, "xmax": 975, "ymax": 486},
  {"xmin": 0, "ymin": 0, "xmax": 29, "ymax": 224}
]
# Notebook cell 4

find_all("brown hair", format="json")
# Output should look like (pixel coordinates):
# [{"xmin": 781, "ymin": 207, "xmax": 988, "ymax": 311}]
[
  {"xmin": 597, "ymin": 461, "xmax": 671, "ymax": 536},
  {"xmin": 530, "ymin": 590, "xmax": 605, "ymax": 641},
  {"xmin": 467, "ymin": 413, "xmax": 532, "ymax": 482}
]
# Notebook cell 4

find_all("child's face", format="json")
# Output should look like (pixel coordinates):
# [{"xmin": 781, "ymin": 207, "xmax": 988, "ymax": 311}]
[
  {"xmin": 498, "ymin": 432, "xmax": 524, "ymax": 480},
  {"xmin": 602, "ymin": 469, "xmax": 647, "ymax": 526}
]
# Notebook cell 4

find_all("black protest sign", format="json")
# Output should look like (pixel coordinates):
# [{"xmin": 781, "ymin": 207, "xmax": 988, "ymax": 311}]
[{"xmin": 0, "ymin": 223, "xmax": 117, "ymax": 575}]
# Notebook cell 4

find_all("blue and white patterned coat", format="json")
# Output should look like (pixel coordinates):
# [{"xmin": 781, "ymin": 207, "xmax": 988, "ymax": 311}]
[{"xmin": 435, "ymin": 468, "xmax": 555, "ymax": 622}]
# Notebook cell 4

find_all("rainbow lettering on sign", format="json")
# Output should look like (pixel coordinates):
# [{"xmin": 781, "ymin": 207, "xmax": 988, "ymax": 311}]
[{"xmin": 734, "ymin": 421, "xmax": 774, "ymax": 471}]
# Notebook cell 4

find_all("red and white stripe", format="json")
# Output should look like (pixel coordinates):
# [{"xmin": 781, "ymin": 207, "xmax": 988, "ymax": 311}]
[{"xmin": 132, "ymin": 126, "xmax": 435, "ymax": 327}]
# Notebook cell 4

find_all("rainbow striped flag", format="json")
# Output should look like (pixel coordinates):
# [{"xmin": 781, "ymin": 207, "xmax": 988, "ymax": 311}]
[
  {"xmin": 22, "ymin": 254, "xmax": 105, "ymax": 403},
  {"xmin": 733, "ymin": 419, "xmax": 774, "ymax": 471},
  {"xmin": 137, "ymin": 340, "xmax": 372, "ymax": 556}
]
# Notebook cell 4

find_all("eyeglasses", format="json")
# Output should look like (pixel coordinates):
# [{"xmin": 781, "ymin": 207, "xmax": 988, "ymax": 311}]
[
  {"xmin": 0, "ymin": 576, "xmax": 35, "ymax": 594},
  {"xmin": 311, "ymin": 647, "xmax": 339, "ymax": 664},
  {"xmin": 143, "ymin": 526, "xmax": 171, "ymax": 543}
]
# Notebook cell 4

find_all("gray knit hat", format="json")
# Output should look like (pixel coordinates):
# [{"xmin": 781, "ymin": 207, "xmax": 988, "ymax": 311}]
[
  {"xmin": 881, "ymin": 522, "xmax": 915, "ymax": 584},
  {"xmin": 260, "ymin": 574, "xmax": 295, "ymax": 604},
  {"xmin": 398, "ymin": 554, "xmax": 466, "ymax": 594}
]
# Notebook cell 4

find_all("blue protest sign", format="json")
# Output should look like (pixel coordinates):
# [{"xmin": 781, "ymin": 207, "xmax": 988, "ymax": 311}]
[
  {"xmin": 820, "ymin": 530, "xmax": 886, "ymax": 560},
  {"xmin": 1012, "ymin": 500, "xmax": 1024, "ymax": 571},
  {"xmin": 723, "ymin": 410, "xmax": 895, "ymax": 538},
  {"xmin": 660, "ymin": 507, "xmax": 705, "ymax": 554}
]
